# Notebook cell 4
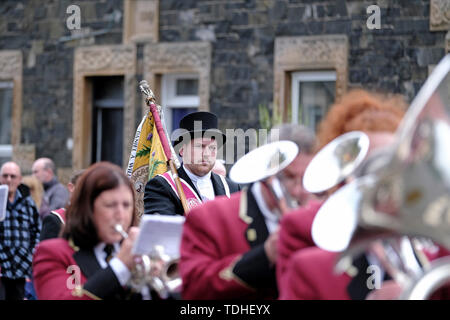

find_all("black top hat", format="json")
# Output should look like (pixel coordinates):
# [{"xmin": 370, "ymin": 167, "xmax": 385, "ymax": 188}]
[{"xmin": 172, "ymin": 111, "xmax": 226, "ymax": 148}]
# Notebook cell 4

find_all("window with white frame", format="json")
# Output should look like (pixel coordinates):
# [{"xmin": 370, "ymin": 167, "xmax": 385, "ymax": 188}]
[
  {"xmin": 0, "ymin": 81, "xmax": 13, "ymax": 165},
  {"xmin": 161, "ymin": 73, "xmax": 199, "ymax": 136},
  {"xmin": 291, "ymin": 71, "xmax": 336, "ymax": 131}
]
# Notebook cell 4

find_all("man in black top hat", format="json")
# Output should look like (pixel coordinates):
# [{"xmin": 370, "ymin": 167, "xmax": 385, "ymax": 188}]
[{"xmin": 143, "ymin": 111, "xmax": 240, "ymax": 216}]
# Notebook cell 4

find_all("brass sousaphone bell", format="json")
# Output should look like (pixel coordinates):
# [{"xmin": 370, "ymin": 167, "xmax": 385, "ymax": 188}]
[
  {"xmin": 300, "ymin": 130, "xmax": 409, "ymax": 273},
  {"xmin": 311, "ymin": 54, "xmax": 450, "ymax": 299},
  {"xmin": 359, "ymin": 54, "xmax": 450, "ymax": 250},
  {"xmin": 229, "ymin": 140, "xmax": 299, "ymax": 214},
  {"xmin": 302, "ymin": 116, "xmax": 427, "ymax": 292},
  {"xmin": 310, "ymin": 160, "xmax": 426, "ymax": 289},
  {"xmin": 303, "ymin": 130, "xmax": 370, "ymax": 195},
  {"xmin": 300, "ymin": 129, "xmax": 376, "ymax": 253},
  {"xmin": 363, "ymin": 54, "xmax": 450, "ymax": 299}
]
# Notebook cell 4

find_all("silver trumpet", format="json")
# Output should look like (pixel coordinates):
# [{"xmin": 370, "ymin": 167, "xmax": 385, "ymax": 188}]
[{"xmin": 113, "ymin": 224, "xmax": 181, "ymax": 298}]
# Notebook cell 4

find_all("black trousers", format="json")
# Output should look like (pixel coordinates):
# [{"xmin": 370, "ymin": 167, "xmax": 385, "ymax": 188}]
[{"xmin": 0, "ymin": 277, "xmax": 25, "ymax": 300}]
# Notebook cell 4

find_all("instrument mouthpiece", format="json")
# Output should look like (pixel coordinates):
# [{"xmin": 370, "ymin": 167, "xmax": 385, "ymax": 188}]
[{"xmin": 114, "ymin": 224, "xmax": 129, "ymax": 239}]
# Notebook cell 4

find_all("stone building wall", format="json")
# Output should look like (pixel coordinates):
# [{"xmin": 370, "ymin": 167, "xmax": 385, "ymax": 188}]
[
  {"xmin": 0, "ymin": 0, "xmax": 447, "ymax": 173},
  {"xmin": 158, "ymin": 0, "xmax": 447, "ymax": 130},
  {"xmin": 0, "ymin": 0, "xmax": 123, "ymax": 176}
]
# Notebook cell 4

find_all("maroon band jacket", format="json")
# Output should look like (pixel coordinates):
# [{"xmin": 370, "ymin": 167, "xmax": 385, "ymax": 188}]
[
  {"xmin": 277, "ymin": 200, "xmax": 323, "ymax": 291},
  {"xmin": 33, "ymin": 238, "xmax": 138, "ymax": 300},
  {"xmin": 180, "ymin": 187, "xmax": 278, "ymax": 299}
]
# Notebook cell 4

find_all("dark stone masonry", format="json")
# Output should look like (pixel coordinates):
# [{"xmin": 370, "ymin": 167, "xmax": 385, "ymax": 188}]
[{"xmin": 0, "ymin": 0, "xmax": 447, "ymax": 170}]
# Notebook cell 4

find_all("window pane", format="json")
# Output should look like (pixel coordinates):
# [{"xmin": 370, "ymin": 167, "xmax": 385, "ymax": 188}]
[
  {"xmin": 172, "ymin": 107, "xmax": 197, "ymax": 132},
  {"xmin": 91, "ymin": 76, "xmax": 124, "ymax": 166},
  {"xmin": 176, "ymin": 79, "xmax": 198, "ymax": 96},
  {"xmin": 0, "ymin": 86, "xmax": 13, "ymax": 145},
  {"xmin": 101, "ymin": 109, "xmax": 123, "ymax": 166},
  {"xmin": 0, "ymin": 145, "xmax": 13, "ymax": 166},
  {"xmin": 93, "ymin": 77, "xmax": 124, "ymax": 101},
  {"xmin": 298, "ymin": 81, "xmax": 335, "ymax": 131}
]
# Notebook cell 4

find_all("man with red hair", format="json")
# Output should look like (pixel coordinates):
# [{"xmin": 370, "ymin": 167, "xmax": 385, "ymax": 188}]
[{"xmin": 277, "ymin": 89, "xmax": 407, "ymax": 299}]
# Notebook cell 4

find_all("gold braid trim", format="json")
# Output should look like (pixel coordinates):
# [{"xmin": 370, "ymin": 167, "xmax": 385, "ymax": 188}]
[
  {"xmin": 219, "ymin": 188, "xmax": 257, "ymax": 291},
  {"xmin": 68, "ymin": 238, "xmax": 80, "ymax": 252},
  {"xmin": 71, "ymin": 285, "xmax": 102, "ymax": 300},
  {"xmin": 219, "ymin": 255, "xmax": 256, "ymax": 292},
  {"xmin": 344, "ymin": 265, "xmax": 359, "ymax": 278},
  {"xmin": 238, "ymin": 188, "xmax": 253, "ymax": 224},
  {"xmin": 337, "ymin": 256, "xmax": 359, "ymax": 278}
]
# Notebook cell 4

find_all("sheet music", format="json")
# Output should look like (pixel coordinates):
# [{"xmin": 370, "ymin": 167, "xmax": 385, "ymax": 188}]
[
  {"xmin": 132, "ymin": 214, "xmax": 185, "ymax": 257},
  {"xmin": 0, "ymin": 185, "xmax": 8, "ymax": 222}
]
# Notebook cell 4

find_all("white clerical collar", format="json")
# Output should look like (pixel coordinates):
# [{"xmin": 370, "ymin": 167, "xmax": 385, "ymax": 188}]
[
  {"xmin": 183, "ymin": 164, "xmax": 215, "ymax": 202},
  {"xmin": 251, "ymin": 182, "xmax": 279, "ymax": 233},
  {"xmin": 183, "ymin": 164, "xmax": 212, "ymax": 183}
]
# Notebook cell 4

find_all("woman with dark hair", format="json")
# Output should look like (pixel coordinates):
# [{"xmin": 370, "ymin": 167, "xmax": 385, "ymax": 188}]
[{"xmin": 32, "ymin": 162, "xmax": 142, "ymax": 300}]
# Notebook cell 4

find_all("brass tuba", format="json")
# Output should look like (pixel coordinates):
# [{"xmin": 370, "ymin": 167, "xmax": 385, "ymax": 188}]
[
  {"xmin": 400, "ymin": 256, "xmax": 450, "ymax": 300},
  {"xmin": 229, "ymin": 140, "xmax": 299, "ymax": 215},
  {"xmin": 312, "ymin": 54, "xmax": 450, "ymax": 299},
  {"xmin": 383, "ymin": 54, "xmax": 450, "ymax": 299},
  {"xmin": 302, "ymin": 130, "xmax": 370, "ymax": 195},
  {"xmin": 300, "ymin": 128, "xmax": 426, "ymax": 288}
]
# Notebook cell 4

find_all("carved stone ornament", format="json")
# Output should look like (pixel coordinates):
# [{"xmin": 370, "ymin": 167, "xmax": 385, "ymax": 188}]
[
  {"xmin": 0, "ymin": 50, "xmax": 22, "ymax": 146},
  {"xmin": 430, "ymin": 0, "xmax": 450, "ymax": 31},
  {"xmin": 143, "ymin": 42, "xmax": 211, "ymax": 110},
  {"xmin": 274, "ymin": 35, "xmax": 348, "ymax": 115},
  {"xmin": 74, "ymin": 45, "xmax": 135, "ymax": 73},
  {"xmin": 275, "ymin": 36, "xmax": 348, "ymax": 69},
  {"xmin": 0, "ymin": 50, "xmax": 22, "ymax": 79},
  {"xmin": 123, "ymin": 0, "xmax": 159, "ymax": 43},
  {"xmin": 144, "ymin": 42, "xmax": 211, "ymax": 71}
]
